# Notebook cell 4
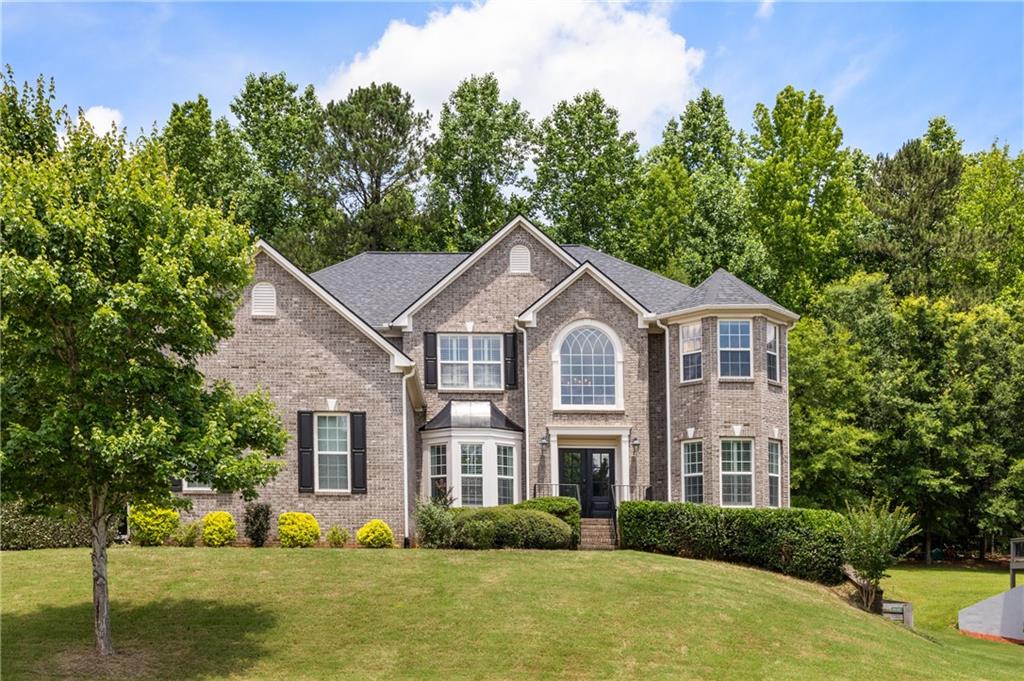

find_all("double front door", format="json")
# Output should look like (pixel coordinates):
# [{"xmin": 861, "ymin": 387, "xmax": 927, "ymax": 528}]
[{"xmin": 558, "ymin": 448, "xmax": 614, "ymax": 518}]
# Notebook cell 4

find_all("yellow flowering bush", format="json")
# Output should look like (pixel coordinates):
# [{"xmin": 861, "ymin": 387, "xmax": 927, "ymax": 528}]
[
  {"xmin": 201, "ymin": 511, "xmax": 237, "ymax": 547},
  {"xmin": 356, "ymin": 519, "xmax": 394, "ymax": 548},
  {"xmin": 278, "ymin": 512, "xmax": 320, "ymax": 548},
  {"xmin": 129, "ymin": 503, "xmax": 180, "ymax": 546}
]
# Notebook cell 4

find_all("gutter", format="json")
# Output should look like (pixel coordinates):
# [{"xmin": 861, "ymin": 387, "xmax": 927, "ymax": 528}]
[
  {"xmin": 514, "ymin": 320, "xmax": 531, "ymax": 500},
  {"xmin": 655, "ymin": 320, "xmax": 673, "ymax": 502}
]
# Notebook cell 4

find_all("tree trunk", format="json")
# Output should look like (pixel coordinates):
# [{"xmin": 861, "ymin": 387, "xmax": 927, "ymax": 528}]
[
  {"xmin": 90, "ymin": 490, "xmax": 114, "ymax": 655},
  {"xmin": 978, "ymin": 534, "xmax": 986, "ymax": 561},
  {"xmin": 925, "ymin": 529, "xmax": 933, "ymax": 566}
]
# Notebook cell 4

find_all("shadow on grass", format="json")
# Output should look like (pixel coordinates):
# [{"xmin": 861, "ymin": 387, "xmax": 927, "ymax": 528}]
[{"xmin": 1, "ymin": 598, "xmax": 274, "ymax": 681}]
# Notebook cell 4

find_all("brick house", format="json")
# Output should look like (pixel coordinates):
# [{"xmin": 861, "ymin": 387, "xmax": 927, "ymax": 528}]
[{"xmin": 179, "ymin": 216, "xmax": 798, "ymax": 545}]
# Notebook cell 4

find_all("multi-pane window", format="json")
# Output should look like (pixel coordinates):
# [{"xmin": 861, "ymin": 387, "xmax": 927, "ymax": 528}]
[
  {"xmin": 316, "ymin": 414, "xmax": 349, "ymax": 491},
  {"xmin": 719, "ymin": 320, "xmax": 752, "ymax": 378},
  {"xmin": 429, "ymin": 444, "xmax": 448, "ymax": 502},
  {"xmin": 439, "ymin": 334, "xmax": 502, "ymax": 390},
  {"xmin": 768, "ymin": 440, "xmax": 781, "ymax": 507},
  {"xmin": 682, "ymin": 441, "xmax": 704, "ymax": 503},
  {"xmin": 767, "ymin": 323, "xmax": 780, "ymax": 382},
  {"xmin": 497, "ymin": 445, "xmax": 515, "ymax": 505},
  {"xmin": 721, "ymin": 439, "xmax": 753, "ymax": 506},
  {"xmin": 460, "ymin": 443, "xmax": 483, "ymax": 506},
  {"xmin": 560, "ymin": 326, "xmax": 617, "ymax": 406},
  {"xmin": 680, "ymin": 323, "xmax": 702, "ymax": 382},
  {"xmin": 183, "ymin": 479, "xmax": 212, "ymax": 492}
]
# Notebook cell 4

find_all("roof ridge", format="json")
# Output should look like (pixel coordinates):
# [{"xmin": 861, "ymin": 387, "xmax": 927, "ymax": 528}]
[{"xmin": 565, "ymin": 245, "xmax": 693, "ymax": 291}]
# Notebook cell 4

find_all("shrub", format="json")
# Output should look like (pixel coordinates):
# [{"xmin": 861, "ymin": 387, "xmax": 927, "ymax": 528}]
[
  {"xmin": 0, "ymin": 500, "xmax": 98, "ymax": 550},
  {"xmin": 618, "ymin": 501, "xmax": 846, "ymax": 584},
  {"xmin": 201, "ymin": 511, "xmax": 237, "ymax": 547},
  {"xmin": 326, "ymin": 525, "xmax": 350, "ymax": 548},
  {"xmin": 244, "ymin": 502, "xmax": 272, "ymax": 547},
  {"xmin": 357, "ymin": 519, "xmax": 395, "ymax": 548},
  {"xmin": 173, "ymin": 520, "xmax": 202, "ymax": 547},
  {"xmin": 278, "ymin": 512, "xmax": 320, "ymax": 548},
  {"xmin": 414, "ymin": 499, "xmax": 457, "ymax": 548},
  {"xmin": 514, "ymin": 497, "xmax": 581, "ymax": 547},
  {"xmin": 842, "ymin": 501, "xmax": 919, "ymax": 609},
  {"xmin": 451, "ymin": 507, "xmax": 573, "ymax": 550},
  {"xmin": 129, "ymin": 503, "xmax": 180, "ymax": 546}
]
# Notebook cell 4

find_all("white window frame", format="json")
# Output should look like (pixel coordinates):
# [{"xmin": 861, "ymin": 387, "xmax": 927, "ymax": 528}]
[
  {"xmin": 182, "ymin": 479, "xmax": 213, "ymax": 493},
  {"xmin": 718, "ymin": 319, "xmax": 753, "ymax": 380},
  {"xmin": 421, "ymin": 430, "xmax": 520, "ymax": 507},
  {"xmin": 438, "ymin": 333, "xmax": 504, "ymax": 391},
  {"xmin": 679, "ymin": 322, "xmax": 703, "ymax": 383},
  {"xmin": 767, "ymin": 323, "xmax": 780, "ymax": 383},
  {"xmin": 496, "ymin": 444, "xmax": 516, "ymax": 505},
  {"xmin": 720, "ymin": 439, "xmax": 754, "ymax": 507},
  {"xmin": 251, "ymin": 281, "xmax": 277, "ymax": 318},
  {"xmin": 314, "ymin": 412, "xmax": 351, "ymax": 493},
  {"xmin": 551, "ymin": 319, "xmax": 625, "ymax": 411},
  {"xmin": 681, "ymin": 440, "xmax": 704, "ymax": 504},
  {"xmin": 460, "ymin": 442, "xmax": 484, "ymax": 507},
  {"xmin": 768, "ymin": 439, "xmax": 782, "ymax": 507},
  {"xmin": 429, "ymin": 443, "xmax": 448, "ymax": 501}
]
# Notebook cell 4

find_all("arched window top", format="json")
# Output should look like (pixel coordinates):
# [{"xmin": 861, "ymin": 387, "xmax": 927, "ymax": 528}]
[
  {"xmin": 251, "ymin": 282, "xmax": 277, "ymax": 318},
  {"xmin": 509, "ymin": 244, "xmax": 531, "ymax": 274},
  {"xmin": 554, "ymin": 321, "xmax": 622, "ymax": 409}
]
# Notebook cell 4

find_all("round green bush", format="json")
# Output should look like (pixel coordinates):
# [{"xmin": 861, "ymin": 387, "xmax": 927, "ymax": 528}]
[
  {"xmin": 356, "ymin": 519, "xmax": 394, "ymax": 548},
  {"xmin": 514, "ymin": 497, "xmax": 581, "ymax": 547},
  {"xmin": 129, "ymin": 503, "xmax": 180, "ymax": 546},
  {"xmin": 201, "ymin": 511, "xmax": 237, "ymax": 547},
  {"xmin": 414, "ymin": 499, "xmax": 457, "ymax": 548},
  {"xmin": 278, "ymin": 512, "xmax": 320, "ymax": 548},
  {"xmin": 452, "ymin": 507, "xmax": 572, "ymax": 550},
  {"xmin": 326, "ymin": 525, "xmax": 350, "ymax": 548}
]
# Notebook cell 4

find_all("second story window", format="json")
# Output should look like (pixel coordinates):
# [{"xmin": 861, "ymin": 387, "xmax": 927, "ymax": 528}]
[
  {"xmin": 766, "ymin": 323, "xmax": 780, "ymax": 382},
  {"xmin": 559, "ymin": 325, "xmax": 617, "ymax": 406},
  {"xmin": 680, "ymin": 322, "xmax": 702, "ymax": 382},
  {"xmin": 718, "ymin": 320, "xmax": 752, "ymax": 378},
  {"xmin": 439, "ymin": 334, "xmax": 503, "ymax": 390}
]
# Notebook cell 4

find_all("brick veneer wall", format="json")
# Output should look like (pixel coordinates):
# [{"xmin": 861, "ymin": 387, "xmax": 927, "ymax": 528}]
[
  {"xmin": 668, "ymin": 315, "xmax": 790, "ymax": 507},
  {"xmin": 525, "ymin": 274, "xmax": 652, "ymax": 494},
  {"xmin": 183, "ymin": 252, "xmax": 410, "ymax": 541}
]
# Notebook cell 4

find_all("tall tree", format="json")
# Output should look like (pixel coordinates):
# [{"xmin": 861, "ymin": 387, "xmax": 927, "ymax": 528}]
[
  {"xmin": 660, "ymin": 88, "xmax": 741, "ymax": 177},
  {"xmin": 425, "ymin": 74, "xmax": 533, "ymax": 250},
  {"xmin": 532, "ymin": 90, "xmax": 639, "ymax": 253},
  {"xmin": 747, "ymin": 86, "xmax": 860, "ymax": 312},
  {"xmin": 861, "ymin": 130, "xmax": 963, "ymax": 298},
  {"xmin": 1, "ymin": 90, "xmax": 286, "ymax": 653},
  {"xmin": 317, "ymin": 82, "xmax": 431, "ymax": 254},
  {"xmin": 0, "ymin": 67, "xmax": 61, "ymax": 158},
  {"xmin": 163, "ymin": 94, "xmax": 217, "ymax": 207}
]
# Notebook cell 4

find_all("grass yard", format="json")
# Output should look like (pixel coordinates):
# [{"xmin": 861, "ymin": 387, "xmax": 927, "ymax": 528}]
[{"xmin": 2, "ymin": 548, "xmax": 1020, "ymax": 680}]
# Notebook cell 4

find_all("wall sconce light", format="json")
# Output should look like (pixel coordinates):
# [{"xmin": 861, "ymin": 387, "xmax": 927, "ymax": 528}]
[
  {"xmin": 539, "ymin": 434, "xmax": 550, "ymax": 451},
  {"xmin": 630, "ymin": 437, "xmax": 641, "ymax": 455}
]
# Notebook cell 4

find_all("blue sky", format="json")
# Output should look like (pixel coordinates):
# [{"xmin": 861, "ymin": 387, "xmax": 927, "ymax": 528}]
[{"xmin": 2, "ymin": 1, "xmax": 1021, "ymax": 155}]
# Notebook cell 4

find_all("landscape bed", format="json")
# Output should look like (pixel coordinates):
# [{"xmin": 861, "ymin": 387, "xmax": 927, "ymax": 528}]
[{"xmin": 1, "ymin": 548, "xmax": 1019, "ymax": 680}]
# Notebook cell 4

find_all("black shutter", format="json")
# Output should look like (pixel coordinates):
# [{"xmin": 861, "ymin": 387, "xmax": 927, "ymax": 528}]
[
  {"xmin": 297, "ymin": 411, "xmax": 314, "ymax": 493},
  {"xmin": 351, "ymin": 412, "xmax": 367, "ymax": 494},
  {"xmin": 171, "ymin": 478, "xmax": 183, "ymax": 493},
  {"xmin": 424, "ymin": 332, "xmax": 437, "ymax": 389},
  {"xmin": 504, "ymin": 332, "xmax": 518, "ymax": 389}
]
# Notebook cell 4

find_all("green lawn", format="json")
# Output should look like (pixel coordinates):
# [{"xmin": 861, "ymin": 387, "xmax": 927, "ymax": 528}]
[{"xmin": 1, "ymin": 548, "xmax": 1020, "ymax": 680}]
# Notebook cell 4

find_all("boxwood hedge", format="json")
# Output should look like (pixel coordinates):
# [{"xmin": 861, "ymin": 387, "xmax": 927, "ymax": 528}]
[
  {"xmin": 618, "ymin": 501, "xmax": 846, "ymax": 584},
  {"xmin": 513, "ymin": 497, "xmax": 581, "ymax": 547},
  {"xmin": 449, "ymin": 507, "xmax": 573, "ymax": 550},
  {"xmin": 0, "ymin": 500, "xmax": 98, "ymax": 550}
]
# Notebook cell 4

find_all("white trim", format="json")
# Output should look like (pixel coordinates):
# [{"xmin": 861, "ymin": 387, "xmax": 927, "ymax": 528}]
[
  {"xmin": 518, "ymin": 262, "xmax": 653, "ymax": 329},
  {"xmin": 658, "ymin": 303, "xmax": 799, "ymax": 325},
  {"xmin": 768, "ymin": 438, "xmax": 782, "ymax": 508},
  {"xmin": 681, "ymin": 440, "xmax": 704, "ymax": 504},
  {"xmin": 391, "ymin": 216, "xmax": 577, "ymax": 329},
  {"xmin": 545, "ymin": 425, "xmax": 631, "ymax": 496},
  {"xmin": 678, "ymin": 321, "xmax": 703, "ymax": 383},
  {"xmin": 313, "ymin": 412, "xmax": 351, "ymax": 494},
  {"xmin": 717, "ymin": 318, "xmax": 753, "ymax": 380},
  {"xmin": 550, "ymin": 319, "xmax": 625, "ymax": 412},
  {"xmin": 720, "ymin": 438, "xmax": 755, "ymax": 508},
  {"xmin": 766, "ymin": 322, "xmax": 781, "ymax": 383},
  {"xmin": 437, "ymin": 333, "xmax": 504, "ymax": 391},
  {"xmin": 254, "ymin": 240, "xmax": 414, "ymax": 374},
  {"xmin": 420, "ymin": 428, "xmax": 522, "ymax": 507},
  {"xmin": 182, "ymin": 479, "xmax": 213, "ymax": 493}
]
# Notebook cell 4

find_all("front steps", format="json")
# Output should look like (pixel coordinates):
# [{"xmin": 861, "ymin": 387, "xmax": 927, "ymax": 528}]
[{"xmin": 579, "ymin": 517, "xmax": 618, "ymax": 550}]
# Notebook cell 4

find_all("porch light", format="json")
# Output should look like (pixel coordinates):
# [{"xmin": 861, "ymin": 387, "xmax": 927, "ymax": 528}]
[
  {"xmin": 630, "ymin": 437, "xmax": 641, "ymax": 454},
  {"xmin": 539, "ymin": 435, "xmax": 550, "ymax": 451}
]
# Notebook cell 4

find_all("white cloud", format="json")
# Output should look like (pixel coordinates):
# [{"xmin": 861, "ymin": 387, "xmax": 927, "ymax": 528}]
[
  {"xmin": 82, "ymin": 105, "xmax": 124, "ymax": 133},
  {"xmin": 756, "ymin": 1, "xmax": 775, "ymax": 19},
  {"xmin": 321, "ymin": 0, "xmax": 704, "ymax": 147}
]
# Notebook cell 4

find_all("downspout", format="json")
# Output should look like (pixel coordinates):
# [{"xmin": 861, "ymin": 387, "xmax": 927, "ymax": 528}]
[
  {"xmin": 401, "ymin": 370, "xmax": 412, "ymax": 547},
  {"xmin": 514, "ymin": 321, "xmax": 531, "ymax": 500},
  {"xmin": 655, "ymin": 320, "xmax": 672, "ymax": 502}
]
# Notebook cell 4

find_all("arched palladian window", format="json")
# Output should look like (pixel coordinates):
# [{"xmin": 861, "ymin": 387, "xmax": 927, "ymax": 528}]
[
  {"xmin": 251, "ymin": 282, "xmax": 277, "ymax": 318},
  {"xmin": 553, "ymin": 320, "xmax": 623, "ymax": 410}
]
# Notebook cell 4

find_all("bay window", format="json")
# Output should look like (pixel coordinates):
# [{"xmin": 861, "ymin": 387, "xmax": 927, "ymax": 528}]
[
  {"xmin": 721, "ymin": 439, "xmax": 753, "ymax": 506},
  {"xmin": 682, "ymin": 441, "xmax": 704, "ymax": 503},
  {"xmin": 460, "ymin": 443, "xmax": 484, "ymax": 506},
  {"xmin": 429, "ymin": 444, "xmax": 448, "ymax": 501},
  {"xmin": 767, "ymin": 323, "xmax": 780, "ymax": 382},
  {"xmin": 680, "ymin": 322, "xmax": 702, "ymax": 382},
  {"xmin": 497, "ymin": 445, "xmax": 515, "ymax": 505},
  {"xmin": 768, "ymin": 440, "xmax": 781, "ymax": 507},
  {"xmin": 718, "ymin": 320, "xmax": 752, "ymax": 378}
]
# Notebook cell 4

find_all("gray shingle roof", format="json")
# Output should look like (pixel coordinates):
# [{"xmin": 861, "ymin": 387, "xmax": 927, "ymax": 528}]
[
  {"xmin": 665, "ymin": 268, "xmax": 791, "ymax": 314},
  {"xmin": 311, "ymin": 246, "xmax": 785, "ymax": 327},
  {"xmin": 312, "ymin": 252, "xmax": 468, "ymax": 327},
  {"xmin": 562, "ymin": 245, "xmax": 692, "ymax": 313}
]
